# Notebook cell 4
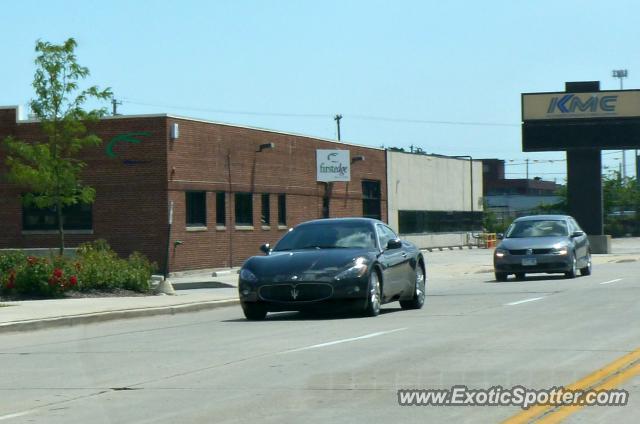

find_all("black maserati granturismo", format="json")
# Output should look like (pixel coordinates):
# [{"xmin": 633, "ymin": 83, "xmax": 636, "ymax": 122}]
[{"xmin": 238, "ymin": 218, "xmax": 426, "ymax": 320}]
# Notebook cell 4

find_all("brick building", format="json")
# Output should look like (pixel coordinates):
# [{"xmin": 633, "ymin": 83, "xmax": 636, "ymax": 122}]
[
  {"xmin": 481, "ymin": 158, "xmax": 563, "ymax": 218},
  {"xmin": 0, "ymin": 106, "xmax": 387, "ymax": 272}
]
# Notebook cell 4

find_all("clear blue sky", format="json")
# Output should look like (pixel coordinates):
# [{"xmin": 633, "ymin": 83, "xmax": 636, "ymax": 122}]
[{"xmin": 2, "ymin": 0, "xmax": 639, "ymax": 180}]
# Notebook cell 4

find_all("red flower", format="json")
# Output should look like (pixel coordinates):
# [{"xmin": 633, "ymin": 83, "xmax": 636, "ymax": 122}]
[
  {"xmin": 6, "ymin": 270, "xmax": 16, "ymax": 289},
  {"xmin": 69, "ymin": 275, "xmax": 78, "ymax": 286},
  {"xmin": 53, "ymin": 268, "xmax": 63, "ymax": 279}
]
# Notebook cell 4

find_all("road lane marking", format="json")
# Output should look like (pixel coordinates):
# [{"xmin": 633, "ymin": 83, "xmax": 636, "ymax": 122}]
[
  {"xmin": 505, "ymin": 297, "xmax": 545, "ymax": 306},
  {"xmin": 0, "ymin": 410, "xmax": 35, "ymax": 421},
  {"xmin": 537, "ymin": 363, "xmax": 640, "ymax": 423},
  {"xmin": 600, "ymin": 278, "xmax": 623, "ymax": 285},
  {"xmin": 503, "ymin": 346, "xmax": 640, "ymax": 424},
  {"xmin": 281, "ymin": 328, "xmax": 408, "ymax": 353}
]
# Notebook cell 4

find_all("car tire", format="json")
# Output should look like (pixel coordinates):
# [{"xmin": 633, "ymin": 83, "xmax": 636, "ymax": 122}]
[
  {"xmin": 495, "ymin": 272, "xmax": 508, "ymax": 282},
  {"xmin": 565, "ymin": 254, "xmax": 578, "ymax": 279},
  {"xmin": 580, "ymin": 251, "xmax": 592, "ymax": 276},
  {"xmin": 515, "ymin": 272, "xmax": 526, "ymax": 280},
  {"xmin": 363, "ymin": 270, "xmax": 381, "ymax": 317},
  {"xmin": 241, "ymin": 302, "xmax": 267, "ymax": 321},
  {"xmin": 400, "ymin": 263, "xmax": 426, "ymax": 310}
]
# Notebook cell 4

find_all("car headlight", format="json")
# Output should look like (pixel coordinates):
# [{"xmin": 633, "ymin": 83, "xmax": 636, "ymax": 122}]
[
  {"xmin": 495, "ymin": 248, "xmax": 508, "ymax": 258},
  {"xmin": 335, "ymin": 257, "xmax": 369, "ymax": 281},
  {"xmin": 550, "ymin": 246, "xmax": 568, "ymax": 255},
  {"xmin": 239, "ymin": 268, "xmax": 258, "ymax": 283}
]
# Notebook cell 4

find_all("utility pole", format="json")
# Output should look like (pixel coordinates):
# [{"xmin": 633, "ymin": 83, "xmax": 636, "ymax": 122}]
[
  {"xmin": 111, "ymin": 98, "xmax": 122, "ymax": 116},
  {"xmin": 334, "ymin": 114, "xmax": 342, "ymax": 141},
  {"xmin": 612, "ymin": 69, "xmax": 628, "ymax": 178}
]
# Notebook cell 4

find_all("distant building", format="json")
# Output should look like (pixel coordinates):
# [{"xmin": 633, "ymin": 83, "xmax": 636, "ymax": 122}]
[{"xmin": 481, "ymin": 159, "xmax": 563, "ymax": 219}]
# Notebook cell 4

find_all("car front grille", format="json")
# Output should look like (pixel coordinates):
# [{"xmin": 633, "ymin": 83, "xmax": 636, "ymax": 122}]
[
  {"xmin": 509, "ymin": 249, "xmax": 552, "ymax": 255},
  {"xmin": 259, "ymin": 283, "xmax": 334, "ymax": 302}
]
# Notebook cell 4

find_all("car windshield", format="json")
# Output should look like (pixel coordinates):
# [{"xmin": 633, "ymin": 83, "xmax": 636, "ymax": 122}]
[
  {"xmin": 273, "ymin": 222, "xmax": 377, "ymax": 251},
  {"xmin": 506, "ymin": 220, "xmax": 568, "ymax": 238}
]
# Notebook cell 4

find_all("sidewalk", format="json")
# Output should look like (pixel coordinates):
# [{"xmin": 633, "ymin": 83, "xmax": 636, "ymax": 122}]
[
  {"xmin": 2, "ymin": 238, "xmax": 639, "ymax": 333},
  {"xmin": 0, "ymin": 272, "xmax": 241, "ymax": 334}
]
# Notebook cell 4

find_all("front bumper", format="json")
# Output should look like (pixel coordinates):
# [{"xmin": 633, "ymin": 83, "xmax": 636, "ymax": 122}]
[
  {"xmin": 238, "ymin": 276, "xmax": 369, "ymax": 311},
  {"xmin": 494, "ymin": 254, "xmax": 572, "ymax": 274}
]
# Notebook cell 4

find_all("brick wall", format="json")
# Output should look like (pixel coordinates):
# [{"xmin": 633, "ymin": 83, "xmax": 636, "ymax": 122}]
[
  {"xmin": 0, "ymin": 108, "xmax": 387, "ymax": 272},
  {"xmin": 166, "ymin": 118, "xmax": 387, "ymax": 270},
  {"xmin": 0, "ymin": 108, "xmax": 169, "ymax": 270}
]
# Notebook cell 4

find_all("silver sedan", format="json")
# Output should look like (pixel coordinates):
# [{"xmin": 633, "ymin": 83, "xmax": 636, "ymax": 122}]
[{"xmin": 493, "ymin": 215, "xmax": 592, "ymax": 281}]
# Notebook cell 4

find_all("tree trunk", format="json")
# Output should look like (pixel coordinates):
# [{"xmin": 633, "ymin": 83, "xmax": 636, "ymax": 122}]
[{"xmin": 56, "ymin": 199, "xmax": 65, "ymax": 256}]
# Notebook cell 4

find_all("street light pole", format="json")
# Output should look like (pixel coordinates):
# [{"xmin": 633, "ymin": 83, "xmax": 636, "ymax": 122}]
[{"xmin": 612, "ymin": 69, "xmax": 628, "ymax": 178}]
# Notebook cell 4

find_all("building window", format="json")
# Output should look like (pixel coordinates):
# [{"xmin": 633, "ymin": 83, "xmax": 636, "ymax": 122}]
[
  {"xmin": 22, "ymin": 202, "xmax": 92, "ymax": 231},
  {"xmin": 278, "ymin": 194, "xmax": 287, "ymax": 225},
  {"xmin": 398, "ymin": 210, "xmax": 483, "ymax": 234},
  {"xmin": 261, "ymin": 193, "xmax": 270, "ymax": 226},
  {"xmin": 216, "ymin": 192, "xmax": 226, "ymax": 226},
  {"xmin": 186, "ymin": 191, "xmax": 206, "ymax": 227},
  {"xmin": 235, "ymin": 192, "xmax": 253, "ymax": 226},
  {"xmin": 362, "ymin": 180, "xmax": 381, "ymax": 220}
]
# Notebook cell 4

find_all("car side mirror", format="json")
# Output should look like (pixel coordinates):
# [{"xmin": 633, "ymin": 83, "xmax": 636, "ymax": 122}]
[
  {"xmin": 497, "ymin": 233, "xmax": 504, "ymax": 240},
  {"xmin": 259, "ymin": 243, "xmax": 271, "ymax": 255},
  {"xmin": 386, "ymin": 239, "xmax": 402, "ymax": 250},
  {"xmin": 571, "ymin": 231, "xmax": 585, "ymax": 238}
]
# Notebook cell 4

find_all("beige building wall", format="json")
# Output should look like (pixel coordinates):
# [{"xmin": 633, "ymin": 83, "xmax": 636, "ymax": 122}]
[{"xmin": 386, "ymin": 151, "xmax": 484, "ymax": 248}]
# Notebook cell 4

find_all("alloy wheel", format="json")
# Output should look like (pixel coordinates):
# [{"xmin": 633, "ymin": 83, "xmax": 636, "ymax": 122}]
[
  {"xmin": 369, "ymin": 272, "xmax": 381, "ymax": 314},
  {"xmin": 415, "ymin": 266, "xmax": 426, "ymax": 305}
]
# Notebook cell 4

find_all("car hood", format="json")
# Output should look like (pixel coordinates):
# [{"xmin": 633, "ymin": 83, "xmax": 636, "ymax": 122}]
[
  {"xmin": 243, "ymin": 248, "xmax": 376, "ymax": 283},
  {"xmin": 498, "ymin": 236, "xmax": 570, "ymax": 250}
]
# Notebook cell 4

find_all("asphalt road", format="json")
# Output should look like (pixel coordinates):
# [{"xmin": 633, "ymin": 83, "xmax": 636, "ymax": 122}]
[{"xmin": 1, "ymin": 260, "xmax": 638, "ymax": 423}]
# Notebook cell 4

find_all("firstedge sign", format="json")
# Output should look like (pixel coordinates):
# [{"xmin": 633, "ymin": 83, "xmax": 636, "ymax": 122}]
[
  {"xmin": 522, "ymin": 90, "xmax": 640, "ymax": 121},
  {"xmin": 317, "ymin": 149, "xmax": 350, "ymax": 182}
]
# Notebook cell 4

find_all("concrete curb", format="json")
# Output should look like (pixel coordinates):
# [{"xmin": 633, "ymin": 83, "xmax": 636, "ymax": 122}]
[
  {"xmin": 172, "ymin": 281, "xmax": 235, "ymax": 290},
  {"xmin": 212, "ymin": 269, "xmax": 240, "ymax": 277},
  {"xmin": 0, "ymin": 298, "xmax": 240, "ymax": 334}
]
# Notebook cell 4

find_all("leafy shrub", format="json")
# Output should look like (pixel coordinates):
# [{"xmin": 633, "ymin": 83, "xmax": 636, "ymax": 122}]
[
  {"xmin": 605, "ymin": 216, "xmax": 640, "ymax": 237},
  {"xmin": 0, "ymin": 251, "xmax": 27, "ymax": 274},
  {"xmin": 75, "ymin": 239, "xmax": 154, "ymax": 292},
  {"xmin": 0, "ymin": 240, "xmax": 155, "ymax": 298},
  {"xmin": 123, "ymin": 252, "xmax": 155, "ymax": 292},
  {"xmin": 0, "ymin": 256, "xmax": 78, "ymax": 298}
]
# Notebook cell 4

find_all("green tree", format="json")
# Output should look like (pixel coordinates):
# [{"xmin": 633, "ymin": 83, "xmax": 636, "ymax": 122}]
[
  {"xmin": 602, "ymin": 171, "xmax": 639, "ymax": 216},
  {"xmin": 534, "ymin": 172, "xmax": 640, "ymax": 235},
  {"xmin": 3, "ymin": 38, "xmax": 112, "ymax": 255},
  {"xmin": 536, "ymin": 184, "xmax": 567, "ymax": 214}
]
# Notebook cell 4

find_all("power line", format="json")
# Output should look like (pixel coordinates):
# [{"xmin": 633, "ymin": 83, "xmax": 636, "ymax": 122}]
[
  {"xmin": 347, "ymin": 114, "xmax": 519, "ymax": 127},
  {"xmin": 121, "ymin": 98, "xmax": 520, "ymax": 128},
  {"xmin": 122, "ymin": 98, "xmax": 328, "ymax": 118}
]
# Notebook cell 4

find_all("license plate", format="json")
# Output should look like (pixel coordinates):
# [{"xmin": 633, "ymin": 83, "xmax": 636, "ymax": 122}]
[{"xmin": 522, "ymin": 258, "xmax": 537, "ymax": 266}]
